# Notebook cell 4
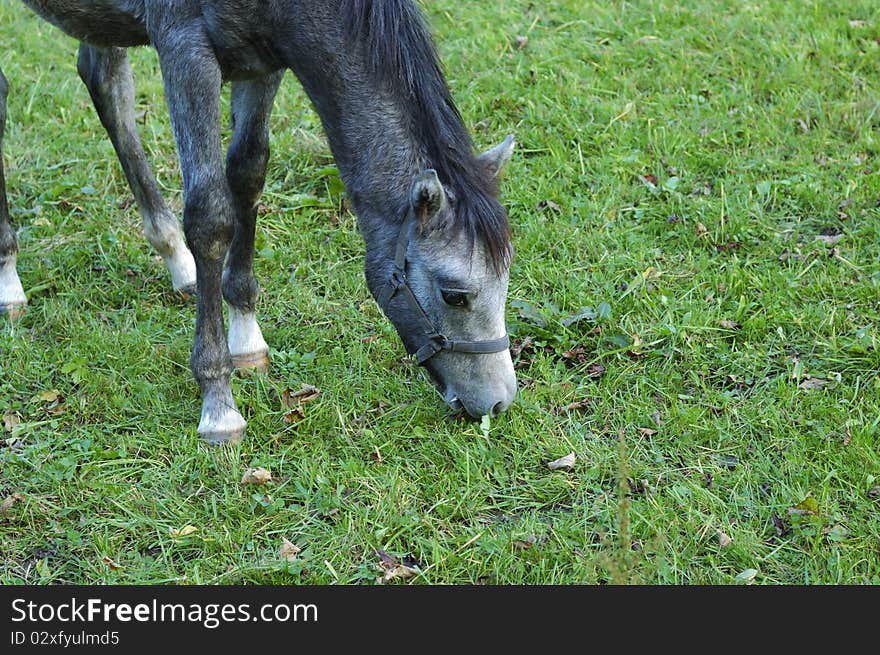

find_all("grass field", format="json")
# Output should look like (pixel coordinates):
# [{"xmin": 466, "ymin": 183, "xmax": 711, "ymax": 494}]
[{"xmin": 1, "ymin": 0, "xmax": 879, "ymax": 585}]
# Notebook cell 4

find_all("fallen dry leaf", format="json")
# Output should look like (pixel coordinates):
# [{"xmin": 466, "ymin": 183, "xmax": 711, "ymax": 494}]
[
  {"xmin": 513, "ymin": 535, "xmax": 537, "ymax": 550},
  {"xmin": 280, "ymin": 537, "xmax": 301, "ymax": 562},
  {"xmin": 282, "ymin": 384, "xmax": 321, "ymax": 408},
  {"xmin": 720, "ymin": 319, "xmax": 740, "ymax": 329},
  {"xmin": 1, "ymin": 492, "xmax": 25, "ymax": 514},
  {"xmin": 849, "ymin": 19, "xmax": 866, "ymax": 28},
  {"xmin": 375, "ymin": 549, "xmax": 420, "ymax": 583},
  {"xmin": 3, "ymin": 411, "xmax": 21, "ymax": 433},
  {"xmin": 585, "ymin": 363, "xmax": 606, "ymax": 379},
  {"xmin": 636, "ymin": 427, "xmax": 656, "ymax": 437},
  {"xmin": 556, "ymin": 399, "xmax": 591, "ymax": 415},
  {"xmin": 101, "ymin": 556, "xmax": 122, "ymax": 571},
  {"xmin": 170, "ymin": 525, "xmax": 198, "ymax": 538},
  {"xmin": 718, "ymin": 530, "xmax": 733, "ymax": 548},
  {"xmin": 547, "ymin": 452, "xmax": 576, "ymax": 471},
  {"xmin": 696, "ymin": 222, "xmax": 709, "ymax": 237},
  {"xmin": 514, "ymin": 35, "xmax": 529, "ymax": 50},
  {"xmin": 241, "ymin": 467, "xmax": 273, "ymax": 485},
  {"xmin": 283, "ymin": 407, "xmax": 305, "ymax": 424},
  {"xmin": 536, "ymin": 199, "xmax": 561, "ymax": 213}
]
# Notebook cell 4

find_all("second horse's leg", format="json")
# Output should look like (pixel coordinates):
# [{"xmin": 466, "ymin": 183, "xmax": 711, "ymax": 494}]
[
  {"xmin": 223, "ymin": 74, "xmax": 283, "ymax": 372},
  {"xmin": 77, "ymin": 45, "xmax": 196, "ymax": 296},
  {"xmin": 0, "ymin": 66, "xmax": 27, "ymax": 319}
]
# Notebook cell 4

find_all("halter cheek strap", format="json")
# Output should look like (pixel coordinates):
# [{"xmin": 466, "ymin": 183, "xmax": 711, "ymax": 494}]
[{"xmin": 377, "ymin": 208, "xmax": 510, "ymax": 365}]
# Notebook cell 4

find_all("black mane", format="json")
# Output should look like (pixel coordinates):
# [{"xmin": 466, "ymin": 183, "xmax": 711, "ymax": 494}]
[{"xmin": 341, "ymin": 0, "xmax": 511, "ymax": 271}]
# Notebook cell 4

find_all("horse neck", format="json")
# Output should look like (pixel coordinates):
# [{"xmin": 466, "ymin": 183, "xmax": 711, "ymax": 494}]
[{"xmin": 282, "ymin": 50, "xmax": 434, "ymax": 263}]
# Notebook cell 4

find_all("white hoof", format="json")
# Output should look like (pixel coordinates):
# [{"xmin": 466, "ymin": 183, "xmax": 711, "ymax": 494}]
[
  {"xmin": 197, "ymin": 398, "xmax": 247, "ymax": 445},
  {"xmin": 0, "ymin": 256, "xmax": 27, "ymax": 319},
  {"xmin": 228, "ymin": 307, "xmax": 269, "ymax": 373}
]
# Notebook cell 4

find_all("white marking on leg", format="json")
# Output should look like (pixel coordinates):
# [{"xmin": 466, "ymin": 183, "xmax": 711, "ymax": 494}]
[
  {"xmin": 197, "ymin": 386, "xmax": 247, "ymax": 444},
  {"xmin": 228, "ymin": 306, "xmax": 269, "ymax": 370},
  {"xmin": 144, "ymin": 209, "xmax": 196, "ymax": 293},
  {"xmin": 0, "ymin": 254, "xmax": 27, "ymax": 316}
]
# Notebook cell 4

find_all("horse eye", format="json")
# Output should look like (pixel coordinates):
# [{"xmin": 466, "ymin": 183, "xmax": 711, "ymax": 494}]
[{"xmin": 441, "ymin": 290, "xmax": 469, "ymax": 307}]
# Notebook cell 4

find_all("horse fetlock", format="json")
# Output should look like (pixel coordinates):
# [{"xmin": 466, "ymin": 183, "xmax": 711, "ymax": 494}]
[
  {"xmin": 228, "ymin": 307, "xmax": 269, "ymax": 373},
  {"xmin": 0, "ymin": 255, "xmax": 27, "ymax": 319},
  {"xmin": 197, "ymin": 383, "xmax": 246, "ymax": 444},
  {"xmin": 144, "ymin": 212, "xmax": 196, "ymax": 293}
]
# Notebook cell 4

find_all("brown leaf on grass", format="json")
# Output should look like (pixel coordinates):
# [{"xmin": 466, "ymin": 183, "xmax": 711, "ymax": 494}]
[
  {"xmin": 720, "ymin": 319, "xmax": 740, "ymax": 330},
  {"xmin": 717, "ymin": 530, "xmax": 733, "ymax": 548},
  {"xmin": 636, "ymin": 427, "xmax": 656, "ymax": 437},
  {"xmin": 280, "ymin": 537, "xmax": 302, "ymax": 562},
  {"xmin": 170, "ymin": 525, "xmax": 198, "ymax": 538},
  {"xmin": 241, "ymin": 467, "xmax": 273, "ymax": 485},
  {"xmin": 556, "ymin": 399, "xmax": 591, "ymax": 415},
  {"xmin": 1, "ymin": 493, "xmax": 24, "ymax": 515},
  {"xmin": 283, "ymin": 407, "xmax": 306, "ymax": 425},
  {"xmin": 281, "ymin": 384, "xmax": 321, "ymax": 408},
  {"xmin": 867, "ymin": 486, "xmax": 880, "ymax": 499},
  {"xmin": 561, "ymin": 345, "xmax": 588, "ymax": 365},
  {"xmin": 585, "ymin": 363, "xmax": 606, "ymax": 379},
  {"xmin": 513, "ymin": 535, "xmax": 537, "ymax": 550},
  {"xmin": 642, "ymin": 173, "xmax": 658, "ymax": 186},
  {"xmin": 696, "ymin": 222, "xmax": 709, "ymax": 237},
  {"xmin": 536, "ymin": 199, "xmax": 561, "ymax": 213},
  {"xmin": 101, "ymin": 556, "xmax": 122, "ymax": 571},
  {"xmin": 375, "ymin": 549, "xmax": 420, "ymax": 583},
  {"xmin": 849, "ymin": 19, "xmax": 866, "ymax": 28},
  {"xmin": 843, "ymin": 425, "xmax": 851, "ymax": 447},
  {"xmin": 3, "ymin": 411, "xmax": 21, "ymax": 433},
  {"xmin": 510, "ymin": 335, "xmax": 534, "ymax": 359},
  {"xmin": 547, "ymin": 452, "xmax": 576, "ymax": 471},
  {"xmin": 626, "ymin": 477, "xmax": 649, "ymax": 495},
  {"xmin": 514, "ymin": 35, "xmax": 529, "ymax": 50}
]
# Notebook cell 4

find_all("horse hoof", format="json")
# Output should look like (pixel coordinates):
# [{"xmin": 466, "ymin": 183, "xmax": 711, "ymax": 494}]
[
  {"xmin": 200, "ymin": 425, "xmax": 245, "ymax": 445},
  {"xmin": 0, "ymin": 301, "xmax": 26, "ymax": 320},
  {"xmin": 232, "ymin": 349, "xmax": 270, "ymax": 374},
  {"xmin": 197, "ymin": 403, "xmax": 246, "ymax": 445}
]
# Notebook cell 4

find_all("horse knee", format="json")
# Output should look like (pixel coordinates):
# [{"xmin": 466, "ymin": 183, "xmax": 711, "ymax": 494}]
[{"xmin": 183, "ymin": 183, "xmax": 235, "ymax": 260}]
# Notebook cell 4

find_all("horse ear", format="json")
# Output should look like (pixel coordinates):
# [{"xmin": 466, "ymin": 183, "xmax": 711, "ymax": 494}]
[
  {"xmin": 479, "ymin": 134, "xmax": 516, "ymax": 179},
  {"xmin": 410, "ymin": 169, "xmax": 447, "ymax": 229}
]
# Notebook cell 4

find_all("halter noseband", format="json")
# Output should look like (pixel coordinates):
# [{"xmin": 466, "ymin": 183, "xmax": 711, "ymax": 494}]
[{"xmin": 377, "ymin": 208, "xmax": 510, "ymax": 365}]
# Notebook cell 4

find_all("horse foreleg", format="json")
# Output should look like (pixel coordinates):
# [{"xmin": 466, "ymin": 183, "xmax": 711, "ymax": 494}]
[
  {"xmin": 77, "ymin": 45, "xmax": 196, "ymax": 297},
  {"xmin": 0, "ymin": 66, "xmax": 27, "ymax": 319},
  {"xmin": 222, "ymin": 74, "xmax": 284, "ymax": 373},
  {"xmin": 155, "ymin": 38, "xmax": 244, "ymax": 444}
]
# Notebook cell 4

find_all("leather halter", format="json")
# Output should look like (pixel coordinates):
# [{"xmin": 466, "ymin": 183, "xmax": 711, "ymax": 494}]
[{"xmin": 377, "ymin": 208, "xmax": 510, "ymax": 365}]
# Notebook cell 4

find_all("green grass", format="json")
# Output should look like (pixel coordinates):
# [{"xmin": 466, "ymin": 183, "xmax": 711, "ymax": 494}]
[{"xmin": 1, "ymin": 0, "xmax": 879, "ymax": 585}]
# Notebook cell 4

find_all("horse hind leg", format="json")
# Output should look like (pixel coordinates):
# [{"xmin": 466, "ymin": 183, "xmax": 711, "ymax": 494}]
[
  {"xmin": 76, "ymin": 45, "xmax": 196, "ymax": 297},
  {"xmin": 222, "ymin": 74, "xmax": 283, "ymax": 373},
  {"xmin": 0, "ymin": 66, "xmax": 27, "ymax": 319}
]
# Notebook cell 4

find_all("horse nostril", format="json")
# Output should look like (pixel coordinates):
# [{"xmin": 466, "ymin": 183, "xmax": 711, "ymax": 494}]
[{"xmin": 490, "ymin": 401, "xmax": 505, "ymax": 417}]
